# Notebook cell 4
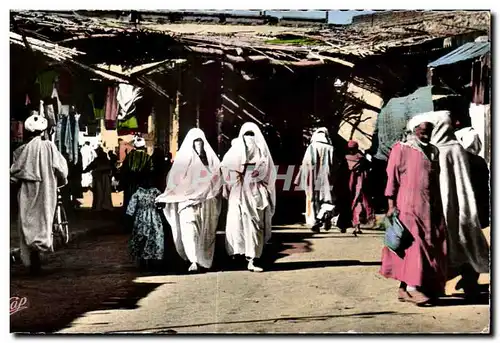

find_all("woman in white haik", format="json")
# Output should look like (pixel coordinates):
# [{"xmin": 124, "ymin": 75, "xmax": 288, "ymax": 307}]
[
  {"xmin": 221, "ymin": 122, "xmax": 276, "ymax": 272},
  {"xmin": 156, "ymin": 128, "xmax": 223, "ymax": 273}
]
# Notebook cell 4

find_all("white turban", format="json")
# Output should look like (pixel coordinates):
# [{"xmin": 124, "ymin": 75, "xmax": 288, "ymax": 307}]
[
  {"xmin": 134, "ymin": 137, "xmax": 146, "ymax": 148},
  {"xmin": 406, "ymin": 112, "xmax": 433, "ymax": 132},
  {"xmin": 24, "ymin": 113, "xmax": 48, "ymax": 133},
  {"xmin": 407, "ymin": 110, "xmax": 452, "ymax": 131}
]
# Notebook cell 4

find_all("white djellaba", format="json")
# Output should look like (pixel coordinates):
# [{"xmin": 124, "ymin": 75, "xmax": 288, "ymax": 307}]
[
  {"xmin": 220, "ymin": 122, "xmax": 276, "ymax": 272},
  {"xmin": 294, "ymin": 127, "xmax": 335, "ymax": 229},
  {"xmin": 156, "ymin": 128, "xmax": 223, "ymax": 273},
  {"xmin": 11, "ymin": 113, "xmax": 68, "ymax": 270},
  {"xmin": 424, "ymin": 111, "xmax": 489, "ymax": 276}
]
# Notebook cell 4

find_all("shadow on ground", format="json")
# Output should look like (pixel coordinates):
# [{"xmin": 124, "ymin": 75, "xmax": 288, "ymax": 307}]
[
  {"xmin": 104, "ymin": 310, "xmax": 416, "ymax": 333},
  {"xmin": 434, "ymin": 284, "xmax": 490, "ymax": 307},
  {"xmin": 10, "ymin": 209, "xmax": 163, "ymax": 334}
]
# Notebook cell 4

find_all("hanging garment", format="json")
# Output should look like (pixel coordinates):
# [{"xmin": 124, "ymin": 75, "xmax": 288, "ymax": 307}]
[
  {"xmin": 157, "ymin": 128, "xmax": 222, "ymax": 269},
  {"xmin": 117, "ymin": 84, "xmax": 143, "ymax": 120},
  {"xmin": 88, "ymin": 93, "xmax": 105, "ymax": 120},
  {"xmin": 81, "ymin": 144, "xmax": 97, "ymax": 188},
  {"xmin": 51, "ymin": 87, "xmax": 61, "ymax": 119},
  {"xmin": 105, "ymin": 121, "xmax": 117, "ymax": 130},
  {"xmin": 105, "ymin": 86, "xmax": 119, "ymax": 130},
  {"xmin": 86, "ymin": 121, "xmax": 99, "ymax": 136},
  {"xmin": 75, "ymin": 93, "xmax": 95, "ymax": 130},
  {"xmin": 117, "ymin": 116, "xmax": 139, "ymax": 135},
  {"xmin": 35, "ymin": 70, "xmax": 58, "ymax": 99},
  {"xmin": 11, "ymin": 136, "xmax": 68, "ymax": 267},
  {"xmin": 220, "ymin": 122, "xmax": 276, "ymax": 259},
  {"xmin": 92, "ymin": 83, "xmax": 107, "ymax": 117},
  {"xmin": 72, "ymin": 114, "xmax": 80, "ymax": 164},
  {"xmin": 11, "ymin": 120, "xmax": 23, "ymax": 143},
  {"xmin": 135, "ymin": 98, "xmax": 152, "ymax": 133},
  {"xmin": 44, "ymin": 104, "xmax": 56, "ymax": 129},
  {"xmin": 55, "ymin": 106, "xmax": 69, "ymax": 153},
  {"xmin": 56, "ymin": 70, "xmax": 73, "ymax": 104}
]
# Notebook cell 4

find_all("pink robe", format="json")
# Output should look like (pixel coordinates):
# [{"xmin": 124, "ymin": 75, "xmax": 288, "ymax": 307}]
[
  {"xmin": 380, "ymin": 142, "xmax": 447, "ymax": 293},
  {"xmin": 345, "ymin": 152, "xmax": 374, "ymax": 226}
]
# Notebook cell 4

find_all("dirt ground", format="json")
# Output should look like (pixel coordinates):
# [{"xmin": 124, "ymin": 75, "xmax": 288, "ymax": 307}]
[{"xmin": 10, "ymin": 192, "xmax": 490, "ymax": 334}]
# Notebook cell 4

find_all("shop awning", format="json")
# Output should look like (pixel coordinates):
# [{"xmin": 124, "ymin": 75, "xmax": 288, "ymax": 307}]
[
  {"xmin": 428, "ymin": 41, "xmax": 490, "ymax": 68},
  {"xmin": 10, "ymin": 31, "xmax": 130, "ymax": 83}
]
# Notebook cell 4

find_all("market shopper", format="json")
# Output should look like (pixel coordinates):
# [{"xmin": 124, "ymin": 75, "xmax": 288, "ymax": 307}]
[
  {"xmin": 120, "ymin": 137, "xmax": 153, "ymax": 212},
  {"xmin": 156, "ymin": 129, "xmax": 222, "ymax": 273},
  {"xmin": 294, "ymin": 128, "xmax": 336, "ymax": 233},
  {"xmin": 344, "ymin": 140, "xmax": 375, "ymax": 236},
  {"xmin": 380, "ymin": 115, "xmax": 447, "ymax": 306},
  {"xmin": 10, "ymin": 113, "xmax": 69, "ymax": 274},
  {"xmin": 84, "ymin": 147, "xmax": 113, "ymax": 212},
  {"xmin": 221, "ymin": 122, "xmax": 276, "ymax": 272}
]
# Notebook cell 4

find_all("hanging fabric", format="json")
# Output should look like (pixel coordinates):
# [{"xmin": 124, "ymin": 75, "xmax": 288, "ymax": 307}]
[
  {"xmin": 88, "ymin": 93, "xmax": 105, "ymax": 120},
  {"xmin": 105, "ymin": 86, "xmax": 119, "ymax": 130},
  {"xmin": 44, "ymin": 103, "xmax": 56, "ymax": 129},
  {"xmin": 117, "ymin": 84, "xmax": 143, "ymax": 120},
  {"xmin": 51, "ymin": 87, "xmax": 62, "ymax": 119},
  {"xmin": 117, "ymin": 116, "xmax": 139, "ymax": 136},
  {"xmin": 71, "ymin": 113, "xmax": 80, "ymax": 164},
  {"xmin": 92, "ymin": 83, "xmax": 107, "ymax": 119},
  {"xmin": 35, "ymin": 70, "xmax": 58, "ymax": 99},
  {"xmin": 55, "ymin": 106, "xmax": 80, "ymax": 164},
  {"xmin": 56, "ymin": 70, "xmax": 73, "ymax": 104},
  {"xmin": 135, "ymin": 97, "xmax": 152, "ymax": 133},
  {"xmin": 11, "ymin": 120, "xmax": 23, "ymax": 143}
]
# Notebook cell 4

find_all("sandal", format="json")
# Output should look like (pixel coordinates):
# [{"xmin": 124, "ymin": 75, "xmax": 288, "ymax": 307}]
[
  {"xmin": 398, "ymin": 288, "xmax": 412, "ymax": 302},
  {"xmin": 407, "ymin": 290, "xmax": 431, "ymax": 306}
]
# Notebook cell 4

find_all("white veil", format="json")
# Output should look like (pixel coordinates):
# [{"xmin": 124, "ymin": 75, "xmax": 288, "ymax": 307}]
[
  {"xmin": 221, "ymin": 122, "xmax": 276, "ymax": 214},
  {"xmin": 156, "ymin": 128, "xmax": 222, "ymax": 204}
]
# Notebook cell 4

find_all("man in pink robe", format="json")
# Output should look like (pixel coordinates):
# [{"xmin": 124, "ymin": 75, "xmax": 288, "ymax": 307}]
[{"xmin": 380, "ymin": 117, "xmax": 447, "ymax": 306}]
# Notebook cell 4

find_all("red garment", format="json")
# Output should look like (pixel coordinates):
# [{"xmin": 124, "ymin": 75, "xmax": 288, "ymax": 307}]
[
  {"xmin": 105, "ymin": 86, "xmax": 119, "ymax": 123},
  {"xmin": 11, "ymin": 120, "xmax": 23, "ymax": 143},
  {"xmin": 380, "ymin": 142, "xmax": 447, "ymax": 292},
  {"xmin": 105, "ymin": 120, "xmax": 117, "ymax": 130},
  {"xmin": 117, "ymin": 128, "xmax": 139, "ymax": 136},
  {"xmin": 345, "ymin": 152, "xmax": 373, "ymax": 226}
]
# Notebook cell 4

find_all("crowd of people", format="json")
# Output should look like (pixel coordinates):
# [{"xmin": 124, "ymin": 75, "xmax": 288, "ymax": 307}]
[{"xmin": 11, "ymin": 110, "xmax": 490, "ymax": 307}]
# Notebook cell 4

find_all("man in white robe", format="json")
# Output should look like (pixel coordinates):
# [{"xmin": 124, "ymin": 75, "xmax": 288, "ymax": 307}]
[
  {"xmin": 156, "ymin": 128, "xmax": 222, "ymax": 273},
  {"xmin": 221, "ymin": 122, "xmax": 276, "ymax": 272},
  {"xmin": 294, "ymin": 128, "xmax": 336, "ymax": 233},
  {"xmin": 11, "ymin": 113, "xmax": 68, "ymax": 274},
  {"xmin": 80, "ymin": 141, "xmax": 96, "ymax": 189},
  {"xmin": 425, "ymin": 111, "xmax": 490, "ymax": 296}
]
